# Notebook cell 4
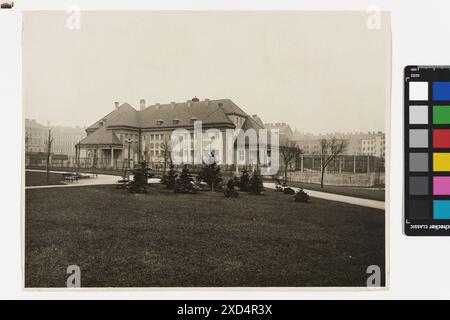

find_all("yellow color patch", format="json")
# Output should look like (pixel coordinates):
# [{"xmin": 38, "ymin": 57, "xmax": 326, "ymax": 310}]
[{"xmin": 434, "ymin": 153, "xmax": 450, "ymax": 172}]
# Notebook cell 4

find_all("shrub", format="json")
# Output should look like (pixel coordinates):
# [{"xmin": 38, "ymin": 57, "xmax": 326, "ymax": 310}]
[
  {"xmin": 128, "ymin": 161, "xmax": 153, "ymax": 193},
  {"xmin": 174, "ymin": 165, "xmax": 197, "ymax": 194},
  {"xmin": 224, "ymin": 178, "xmax": 239, "ymax": 198},
  {"xmin": 283, "ymin": 187, "xmax": 296, "ymax": 195},
  {"xmin": 294, "ymin": 188, "xmax": 310, "ymax": 202},
  {"xmin": 238, "ymin": 168, "xmax": 251, "ymax": 191},
  {"xmin": 198, "ymin": 161, "xmax": 222, "ymax": 192},
  {"xmin": 249, "ymin": 169, "xmax": 265, "ymax": 195},
  {"xmin": 161, "ymin": 163, "xmax": 177, "ymax": 189}
]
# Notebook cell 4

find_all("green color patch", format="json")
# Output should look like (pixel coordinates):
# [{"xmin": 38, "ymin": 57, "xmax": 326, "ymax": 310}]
[{"xmin": 434, "ymin": 106, "xmax": 450, "ymax": 124}]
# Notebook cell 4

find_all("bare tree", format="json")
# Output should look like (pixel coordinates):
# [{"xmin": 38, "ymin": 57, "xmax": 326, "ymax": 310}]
[
  {"xmin": 45, "ymin": 129, "xmax": 54, "ymax": 183},
  {"xmin": 279, "ymin": 140, "xmax": 302, "ymax": 183},
  {"xmin": 319, "ymin": 137, "xmax": 348, "ymax": 188},
  {"xmin": 160, "ymin": 136, "xmax": 172, "ymax": 174}
]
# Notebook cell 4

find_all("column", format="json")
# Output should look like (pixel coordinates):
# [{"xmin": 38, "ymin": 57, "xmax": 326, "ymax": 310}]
[{"xmin": 110, "ymin": 148, "xmax": 114, "ymax": 168}]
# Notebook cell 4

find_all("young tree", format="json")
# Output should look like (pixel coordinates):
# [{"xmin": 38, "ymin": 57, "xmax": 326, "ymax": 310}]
[
  {"xmin": 161, "ymin": 163, "xmax": 177, "ymax": 189},
  {"xmin": 249, "ymin": 169, "xmax": 265, "ymax": 195},
  {"xmin": 45, "ymin": 129, "xmax": 54, "ymax": 184},
  {"xmin": 175, "ymin": 164, "xmax": 195, "ymax": 193},
  {"xmin": 128, "ymin": 160, "xmax": 153, "ymax": 193},
  {"xmin": 198, "ymin": 161, "xmax": 222, "ymax": 192},
  {"xmin": 238, "ymin": 168, "xmax": 251, "ymax": 191},
  {"xmin": 319, "ymin": 137, "xmax": 348, "ymax": 188},
  {"xmin": 199, "ymin": 153, "xmax": 222, "ymax": 192},
  {"xmin": 279, "ymin": 140, "xmax": 302, "ymax": 183},
  {"xmin": 160, "ymin": 136, "xmax": 172, "ymax": 175}
]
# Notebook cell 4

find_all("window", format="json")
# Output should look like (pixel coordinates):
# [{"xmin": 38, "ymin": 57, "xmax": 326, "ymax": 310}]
[
  {"xmin": 157, "ymin": 119, "xmax": 164, "ymax": 125},
  {"xmin": 238, "ymin": 150, "xmax": 245, "ymax": 162},
  {"xmin": 173, "ymin": 119, "xmax": 180, "ymax": 125}
]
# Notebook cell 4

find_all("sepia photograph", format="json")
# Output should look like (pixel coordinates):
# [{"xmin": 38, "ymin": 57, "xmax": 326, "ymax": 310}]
[{"xmin": 23, "ymin": 10, "xmax": 390, "ymax": 288}]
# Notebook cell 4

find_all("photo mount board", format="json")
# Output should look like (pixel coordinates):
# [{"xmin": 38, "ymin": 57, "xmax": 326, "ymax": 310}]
[{"xmin": 405, "ymin": 66, "xmax": 450, "ymax": 236}]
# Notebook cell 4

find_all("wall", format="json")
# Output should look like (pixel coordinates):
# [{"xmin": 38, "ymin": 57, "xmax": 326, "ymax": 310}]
[{"xmin": 287, "ymin": 171, "xmax": 385, "ymax": 187}]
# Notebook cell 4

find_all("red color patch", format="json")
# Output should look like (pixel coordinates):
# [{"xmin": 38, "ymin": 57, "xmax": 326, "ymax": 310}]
[{"xmin": 434, "ymin": 129, "xmax": 450, "ymax": 148}]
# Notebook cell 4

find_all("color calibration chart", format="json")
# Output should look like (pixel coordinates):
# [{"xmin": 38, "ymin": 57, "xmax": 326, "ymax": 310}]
[{"xmin": 405, "ymin": 66, "xmax": 450, "ymax": 236}]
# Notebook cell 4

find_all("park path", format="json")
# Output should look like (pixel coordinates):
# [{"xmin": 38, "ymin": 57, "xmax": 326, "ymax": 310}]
[
  {"xmin": 25, "ymin": 169, "xmax": 162, "ymax": 190},
  {"xmin": 263, "ymin": 182, "xmax": 385, "ymax": 210},
  {"xmin": 26, "ymin": 170, "xmax": 384, "ymax": 210},
  {"xmin": 25, "ymin": 169, "xmax": 121, "ymax": 189}
]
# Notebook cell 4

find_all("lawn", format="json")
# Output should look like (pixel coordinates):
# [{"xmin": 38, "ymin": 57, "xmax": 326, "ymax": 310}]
[
  {"xmin": 271, "ymin": 181, "xmax": 385, "ymax": 201},
  {"xmin": 25, "ymin": 184, "xmax": 385, "ymax": 287},
  {"xmin": 25, "ymin": 171, "xmax": 66, "ymax": 186}
]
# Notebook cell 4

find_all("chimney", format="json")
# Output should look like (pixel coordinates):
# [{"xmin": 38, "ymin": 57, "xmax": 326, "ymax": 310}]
[
  {"xmin": 140, "ymin": 99, "xmax": 146, "ymax": 111},
  {"xmin": 114, "ymin": 101, "xmax": 119, "ymax": 110},
  {"xmin": 187, "ymin": 100, "xmax": 192, "ymax": 108},
  {"xmin": 155, "ymin": 103, "xmax": 160, "ymax": 110},
  {"xmin": 171, "ymin": 101, "xmax": 176, "ymax": 109},
  {"xmin": 205, "ymin": 98, "xmax": 210, "ymax": 106},
  {"xmin": 252, "ymin": 114, "xmax": 258, "ymax": 118}
]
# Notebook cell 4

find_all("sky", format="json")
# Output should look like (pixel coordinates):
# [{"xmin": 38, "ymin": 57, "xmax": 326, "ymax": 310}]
[{"xmin": 23, "ymin": 11, "xmax": 390, "ymax": 134}]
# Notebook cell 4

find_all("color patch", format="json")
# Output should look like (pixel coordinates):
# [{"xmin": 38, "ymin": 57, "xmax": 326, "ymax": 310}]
[
  {"xmin": 434, "ymin": 200, "xmax": 450, "ymax": 219},
  {"xmin": 433, "ymin": 106, "xmax": 450, "ymax": 124},
  {"xmin": 409, "ymin": 199, "xmax": 431, "ymax": 220},
  {"xmin": 434, "ymin": 177, "xmax": 450, "ymax": 195},
  {"xmin": 409, "ymin": 105, "xmax": 428, "ymax": 124},
  {"xmin": 409, "ymin": 129, "xmax": 428, "ymax": 148},
  {"xmin": 433, "ymin": 129, "xmax": 450, "ymax": 148},
  {"xmin": 409, "ymin": 82, "xmax": 428, "ymax": 101},
  {"xmin": 433, "ymin": 82, "xmax": 450, "ymax": 101},
  {"xmin": 409, "ymin": 176, "xmax": 429, "ymax": 195},
  {"xmin": 433, "ymin": 153, "xmax": 450, "ymax": 172},
  {"xmin": 409, "ymin": 153, "xmax": 428, "ymax": 172}
]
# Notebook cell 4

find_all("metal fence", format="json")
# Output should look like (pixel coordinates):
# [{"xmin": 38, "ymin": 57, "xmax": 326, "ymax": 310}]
[{"xmin": 296, "ymin": 155, "xmax": 385, "ymax": 174}]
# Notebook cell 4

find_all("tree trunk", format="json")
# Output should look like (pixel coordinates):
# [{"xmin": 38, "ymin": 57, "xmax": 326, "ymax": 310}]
[
  {"xmin": 320, "ymin": 167, "xmax": 325, "ymax": 188},
  {"xmin": 284, "ymin": 164, "xmax": 288, "ymax": 183}
]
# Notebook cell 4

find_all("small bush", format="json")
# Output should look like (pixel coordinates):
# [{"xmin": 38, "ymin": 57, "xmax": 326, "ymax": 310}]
[
  {"xmin": 198, "ymin": 161, "xmax": 222, "ymax": 192},
  {"xmin": 128, "ymin": 161, "xmax": 153, "ymax": 193},
  {"xmin": 249, "ymin": 169, "xmax": 265, "ymax": 195},
  {"xmin": 161, "ymin": 163, "xmax": 177, "ymax": 189},
  {"xmin": 238, "ymin": 168, "xmax": 251, "ymax": 191},
  {"xmin": 294, "ymin": 188, "xmax": 310, "ymax": 202},
  {"xmin": 224, "ymin": 178, "xmax": 239, "ymax": 198},
  {"xmin": 174, "ymin": 165, "xmax": 197, "ymax": 194},
  {"xmin": 283, "ymin": 187, "xmax": 296, "ymax": 195}
]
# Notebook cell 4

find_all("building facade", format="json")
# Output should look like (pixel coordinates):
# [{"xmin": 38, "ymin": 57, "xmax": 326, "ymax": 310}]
[
  {"xmin": 293, "ymin": 131, "xmax": 386, "ymax": 158},
  {"xmin": 77, "ymin": 98, "xmax": 268, "ymax": 170},
  {"xmin": 25, "ymin": 119, "xmax": 86, "ymax": 166}
]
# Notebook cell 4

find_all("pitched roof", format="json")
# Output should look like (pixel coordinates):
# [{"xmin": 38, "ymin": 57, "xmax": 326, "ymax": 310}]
[
  {"xmin": 87, "ymin": 103, "xmax": 136, "ymax": 131},
  {"xmin": 241, "ymin": 116, "xmax": 265, "ymax": 131},
  {"xmin": 99, "ymin": 99, "xmax": 246, "ymax": 130},
  {"xmin": 86, "ymin": 99, "xmax": 258, "ymax": 133},
  {"xmin": 78, "ymin": 126, "xmax": 122, "ymax": 146}
]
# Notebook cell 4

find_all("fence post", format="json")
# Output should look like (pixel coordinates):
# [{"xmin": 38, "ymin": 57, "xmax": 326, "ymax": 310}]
[
  {"xmin": 353, "ymin": 156, "xmax": 356, "ymax": 173},
  {"xmin": 339, "ymin": 156, "xmax": 342, "ymax": 174}
]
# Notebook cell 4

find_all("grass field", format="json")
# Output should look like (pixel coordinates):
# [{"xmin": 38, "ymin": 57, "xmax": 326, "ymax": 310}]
[
  {"xmin": 25, "ymin": 171, "xmax": 66, "ymax": 186},
  {"xmin": 25, "ymin": 184, "xmax": 385, "ymax": 287}
]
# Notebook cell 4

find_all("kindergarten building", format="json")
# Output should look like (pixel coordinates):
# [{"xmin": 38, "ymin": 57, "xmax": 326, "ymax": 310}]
[{"xmin": 77, "ymin": 97, "xmax": 271, "ymax": 170}]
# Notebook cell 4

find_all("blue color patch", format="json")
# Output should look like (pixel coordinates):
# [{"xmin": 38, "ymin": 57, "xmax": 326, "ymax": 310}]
[
  {"xmin": 434, "ymin": 200, "xmax": 450, "ymax": 219},
  {"xmin": 433, "ymin": 82, "xmax": 450, "ymax": 100}
]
